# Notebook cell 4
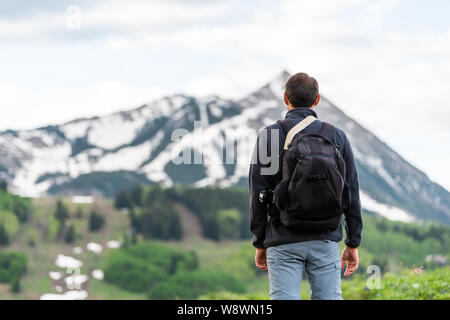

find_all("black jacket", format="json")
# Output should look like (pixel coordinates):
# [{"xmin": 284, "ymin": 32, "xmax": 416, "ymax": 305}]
[{"xmin": 249, "ymin": 107, "xmax": 362, "ymax": 248}]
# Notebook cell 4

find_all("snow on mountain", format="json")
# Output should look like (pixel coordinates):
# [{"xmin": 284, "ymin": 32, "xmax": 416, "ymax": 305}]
[
  {"xmin": 359, "ymin": 191, "xmax": 415, "ymax": 223},
  {"xmin": 0, "ymin": 71, "xmax": 449, "ymax": 225}
]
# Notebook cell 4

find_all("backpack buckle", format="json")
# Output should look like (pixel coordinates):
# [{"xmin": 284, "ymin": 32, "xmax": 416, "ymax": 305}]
[{"xmin": 258, "ymin": 188, "xmax": 274, "ymax": 204}]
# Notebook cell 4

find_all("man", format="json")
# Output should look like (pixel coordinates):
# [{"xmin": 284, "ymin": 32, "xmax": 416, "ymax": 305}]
[{"xmin": 249, "ymin": 72, "xmax": 362, "ymax": 300}]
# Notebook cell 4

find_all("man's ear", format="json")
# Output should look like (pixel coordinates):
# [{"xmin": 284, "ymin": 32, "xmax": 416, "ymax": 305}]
[
  {"xmin": 313, "ymin": 93, "xmax": 321, "ymax": 107},
  {"xmin": 284, "ymin": 92, "xmax": 289, "ymax": 106}
]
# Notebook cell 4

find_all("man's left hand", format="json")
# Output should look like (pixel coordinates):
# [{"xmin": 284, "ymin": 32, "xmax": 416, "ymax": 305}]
[{"xmin": 255, "ymin": 248, "xmax": 268, "ymax": 271}]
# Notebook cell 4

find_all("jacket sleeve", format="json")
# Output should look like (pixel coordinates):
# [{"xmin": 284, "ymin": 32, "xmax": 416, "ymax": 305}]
[
  {"xmin": 341, "ymin": 133, "xmax": 363, "ymax": 248},
  {"xmin": 249, "ymin": 127, "xmax": 278, "ymax": 248}
]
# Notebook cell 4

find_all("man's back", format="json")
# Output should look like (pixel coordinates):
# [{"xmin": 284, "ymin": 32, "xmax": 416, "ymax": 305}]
[
  {"xmin": 249, "ymin": 107, "xmax": 362, "ymax": 249},
  {"xmin": 249, "ymin": 72, "xmax": 362, "ymax": 300}
]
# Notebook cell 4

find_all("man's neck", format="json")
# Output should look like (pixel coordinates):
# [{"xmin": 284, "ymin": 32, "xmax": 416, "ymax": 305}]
[{"xmin": 288, "ymin": 106, "xmax": 314, "ymax": 111}]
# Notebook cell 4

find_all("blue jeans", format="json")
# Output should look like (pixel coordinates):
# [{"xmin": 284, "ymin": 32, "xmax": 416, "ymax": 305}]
[{"xmin": 267, "ymin": 240, "xmax": 342, "ymax": 300}]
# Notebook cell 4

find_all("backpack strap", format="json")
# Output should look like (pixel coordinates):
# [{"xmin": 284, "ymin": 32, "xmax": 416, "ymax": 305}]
[
  {"xmin": 319, "ymin": 122, "xmax": 335, "ymax": 143},
  {"xmin": 279, "ymin": 115, "xmax": 317, "ymax": 150},
  {"xmin": 277, "ymin": 119, "xmax": 295, "ymax": 135}
]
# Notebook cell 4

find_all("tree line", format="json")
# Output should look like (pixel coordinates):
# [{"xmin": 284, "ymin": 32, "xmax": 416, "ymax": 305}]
[
  {"xmin": 0, "ymin": 180, "xmax": 31, "ymax": 246},
  {"xmin": 114, "ymin": 184, "xmax": 251, "ymax": 241}
]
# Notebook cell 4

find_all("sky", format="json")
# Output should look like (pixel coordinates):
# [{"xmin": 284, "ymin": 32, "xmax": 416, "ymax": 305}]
[{"xmin": 0, "ymin": 0, "xmax": 449, "ymax": 190}]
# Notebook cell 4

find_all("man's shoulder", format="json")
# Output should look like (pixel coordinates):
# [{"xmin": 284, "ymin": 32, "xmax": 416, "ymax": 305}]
[
  {"xmin": 328, "ymin": 122, "xmax": 348, "ymax": 139},
  {"xmin": 322, "ymin": 121, "xmax": 350, "ymax": 150},
  {"xmin": 258, "ymin": 122, "xmax": 284, "ymax": 139},
  {"xmin": 262, "ymin": 121, "xmax": 283, "ymax": 131},
  {"xmin": 260, "ymin": 119, "xmax": 350, "ymax": 144}
]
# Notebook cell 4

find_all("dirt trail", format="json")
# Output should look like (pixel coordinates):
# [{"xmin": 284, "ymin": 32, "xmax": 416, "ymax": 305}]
[{"xmin": 174, "ymin": 203, "xmax": 203, "ymax": 239}]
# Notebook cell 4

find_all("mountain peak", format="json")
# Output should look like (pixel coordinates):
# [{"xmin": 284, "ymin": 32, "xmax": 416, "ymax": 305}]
[
  {"xmin": 263, "ymin": 70, "xmax": 291, "ymax": 98},
  {"xmin": 278, "ymin": 69, "xmax": 291, "ymax": 81},
  {"xmin": 269, "ymin": 69, "xmax": 291, "ymax": 86}
]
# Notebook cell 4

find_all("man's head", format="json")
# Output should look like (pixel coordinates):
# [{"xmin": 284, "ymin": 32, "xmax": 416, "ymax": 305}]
[{"xmin": 284, "ymin": 73, "xmax": 320, "ymax": 110}]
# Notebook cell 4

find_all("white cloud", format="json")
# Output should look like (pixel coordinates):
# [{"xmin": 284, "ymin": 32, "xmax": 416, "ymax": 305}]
[
  {"xmin": 0, "ymin": 0, "xmax": 230, "ymax": 40},
  {"xmin": 83, "ymin": 0, "xmax": 229, "ymax": 29}
]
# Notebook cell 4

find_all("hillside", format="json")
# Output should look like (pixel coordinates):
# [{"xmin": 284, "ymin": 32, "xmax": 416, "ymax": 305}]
[{"xmin": 0, "ymin": 185, "xmax": 449, "ymax": 300}]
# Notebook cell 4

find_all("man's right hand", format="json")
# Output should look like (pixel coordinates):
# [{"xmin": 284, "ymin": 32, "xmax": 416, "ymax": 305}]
[{"xmin": 341, "ymin": 246, "xmax": 359, "ymax": 277}]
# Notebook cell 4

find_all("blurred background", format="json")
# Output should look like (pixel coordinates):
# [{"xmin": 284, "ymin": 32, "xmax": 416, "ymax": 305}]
[{"xmin": 0, "ymin": 0, "xmax": 449, "ymax": 300}]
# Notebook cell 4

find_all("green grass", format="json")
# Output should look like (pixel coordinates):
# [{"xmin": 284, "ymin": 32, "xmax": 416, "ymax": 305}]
[
  {"xmin": 342, "ymin": 267, "xmax": 450, "ymax": 300},
  {"xmin": 199, "ymin": 268, "xmax": 450, "ymax": 300},
  {"xmin": 0, "ymin": 210, "xmax": 19, "ymax": 238},
  {"xmin": 88, "ymin": 280, "xmax": 147, "ymax": 300}
]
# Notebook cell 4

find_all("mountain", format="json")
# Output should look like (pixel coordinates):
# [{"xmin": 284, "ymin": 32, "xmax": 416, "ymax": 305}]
[{"xmin": 0, "ymin": 71, "xmax": 449, "ymax": 224}]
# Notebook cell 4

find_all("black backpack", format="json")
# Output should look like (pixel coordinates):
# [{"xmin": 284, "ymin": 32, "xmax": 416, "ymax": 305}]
[{"xmin": 273, "ymin": 116, "xmax": 350, "ymax": 231}]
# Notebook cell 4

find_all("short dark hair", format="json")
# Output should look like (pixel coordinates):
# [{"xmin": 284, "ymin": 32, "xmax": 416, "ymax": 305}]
[{"xmin": 285, "ymin": 73, "xmax": 319, "ymax": 108}]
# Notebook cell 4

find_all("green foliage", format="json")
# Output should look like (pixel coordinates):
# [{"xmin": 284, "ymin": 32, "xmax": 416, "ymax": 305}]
[
  {"xmin": 114, "ymin": 190, "xmax": 133, "ymax": 209},
  {"xmin": 54, "ymin": 199, "xmax": 69, "ymax": 227},
  {"xmin": 104, "ymin": 241, "xmax": 243, "ymax": 299},
  {"xmin": 64, "ymin": 224, "xmax": 77, "ymax": 243},
  {"xmin": 130, "ymin": 185, "xmax": 143, "ymax": 207},
  {"xmin": 12, "ymin": 200, "xmax": 30, "ymax": 222},
  {"xmin": 0, "ymin": 210, "xmax": 19, "ymax": 241},
  {"xmin": 147, "ymin": 269, "xmax": 245, "ymax": 299},
  {"xmin": 166, "ymin": 186, "xmax": 250, "ymax": 241},
  {"xmin": 211, "ymin": 242, "xmax": 263, "ymax": 279},
  {"xmin": 10, "ymin": 276, "xmax": 21, "ymax": 293},
  {"xmin": 361, "ymin": 215, "xmax": 450, "ymax": 269},
  {"xmin": 342, "ymin": 267, "xmax": 450, "ymax": 300},
  {"xmin": 218, "ymin": 209, "xmax": 242, "ymax": 239},
  {"xmin": 0, "ymin": 223, "xmax": 10, "ymax": 245},
  {"xmin": 0, "ymin": 190, "xmax": 31, "ymax": 223},
  {"xmin": 75, "ymin": 206, "xmax": 84, "ymax": 219},
  {"xmin": 115, "ymin": 184, "xmax": 251, "ymax": 241},
  {"xmin": 0, "ymin": 179, "xmax": 7, "ymax": 192},
  {"xmin": 119, "ymin": 185, "xmax": 183, "ymax": 240},
  {"xmin": 88, "ymin": 210, "xmax": 105, "ymax": 232},
  {"xmin": 137, "ymin": 207, "xmax": 182, "ymax": 240},
  {"xmin": 104, "ymin": 242, "xmax": 199, "ymax": 293},
  {"xmin": 0, "ymin": 251, "xmax": 27, "ymax": 292},
  {"xmin": 45, "ymin": 210, "xmax": 60, "ymax": 241}
]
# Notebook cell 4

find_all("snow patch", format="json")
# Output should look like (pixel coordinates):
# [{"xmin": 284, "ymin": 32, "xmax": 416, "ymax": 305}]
[
  {"xmin": 40, "ymin": 290, "xmax": 88, "ymax": 300},
  {"xmin": 92, "ymin": 269, "xmax": 104, "ymax": 280},
  {"xmin": 55, "ymin": 255, "xmax": 83, "ymax": 269},
  {"xmin": 86, "ymin": 242, "xmax": 103, "ymax": 254},
  {"xmin": 209, "ymin": 102, "xmax": 223, "ymax": 118},
  {"xmin": 106, "ymin": 240, "xmax": 121, "ymax": 249},
  {"xmin": 94, "ymin": 141, "xmax": 152, "ymax": 171},
  {"xmin": 71, "ymin": 195, "xmax": 93, "ymax": 204},
  {"xmin": 87, "ymin": 114, "xmax": 145, "ymax": 150},
  {"xmin": 360, "ymin": 191, "xmax": 416, "ymax": 223},
  {"xmin": 198, "ymin": 100, "xmax": 209, "ymax": 126},
  {"xmin": 64, "ymin": 274, "xmax": 88, "ymax": 288},
  {"xmin": 49, "ymin": 271, "xmax": 63, "ymax": 280},
  {"xmin": 61, "ymin": 120, "xmax": 91, "ymax": 140}
]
